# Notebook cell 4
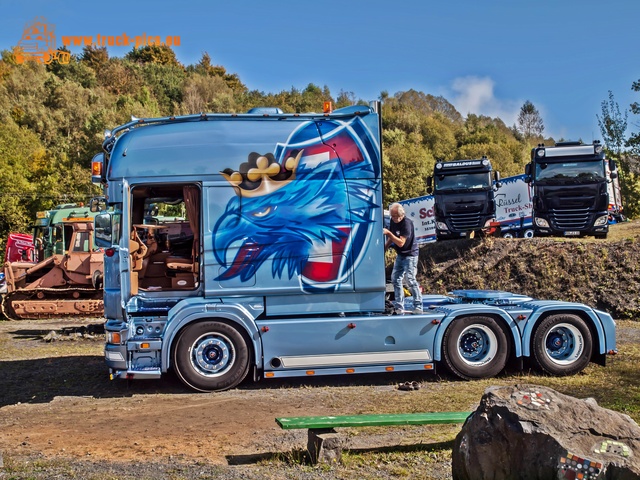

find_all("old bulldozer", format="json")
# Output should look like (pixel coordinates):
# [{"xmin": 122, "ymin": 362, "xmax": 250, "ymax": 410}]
[{"xmin": 2, "ymin": 219, "xmax": 104, "ymax": 320}]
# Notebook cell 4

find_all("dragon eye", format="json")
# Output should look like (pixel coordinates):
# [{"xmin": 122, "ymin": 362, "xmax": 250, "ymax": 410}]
[{"xmin": 252, "ymin": 206, "xmax": 272, "ymax": 218}]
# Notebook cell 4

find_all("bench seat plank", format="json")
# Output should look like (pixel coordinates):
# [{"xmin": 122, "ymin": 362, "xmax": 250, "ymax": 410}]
[{"xmin": 276, "ymin": 411, "xmax": 471, "ymax": 430}]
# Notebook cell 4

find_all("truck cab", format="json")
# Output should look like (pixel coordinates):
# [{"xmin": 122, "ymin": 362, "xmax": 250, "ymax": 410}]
[
  {"xmin": 526, "ymin": 141, "xmax": 612, "ymax": 238},
  {"xmin": 427, "ymin": 157, "xmax": 500, "ymax": 239},
  {"xmin": 89, "ymin": 107, "xmax": 616, "ymax": 393}
]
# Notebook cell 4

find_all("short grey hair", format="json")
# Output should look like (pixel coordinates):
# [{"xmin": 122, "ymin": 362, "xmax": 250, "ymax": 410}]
[{"xmin": 389, "ymin": 203, "xmax": 405, "ymax": 215}]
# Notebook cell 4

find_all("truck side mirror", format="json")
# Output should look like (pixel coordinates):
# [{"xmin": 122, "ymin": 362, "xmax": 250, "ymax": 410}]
[
  {"xmin": 609, "ymin": 159, "xmax": 618, "ymax": 172},
  {"xmin": 89, "ymin": 196, "xmax": 105, "ymax": 213},
  {"xmin": 494, "ymin": 171, "xmax": 501, "ymax": 189},
  {"xmin": 610, "ymin": 171, "xmax": 618, "ymax": 180},
  {"xmin": 426, "ymin": 176, "xmax": 433, "ymax": 194},
  {"xmin": 94, "ymin": 212, "xmax": 113, "ymax": 248}
]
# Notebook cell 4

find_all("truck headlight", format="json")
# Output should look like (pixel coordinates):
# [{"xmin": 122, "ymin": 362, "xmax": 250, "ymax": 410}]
[
  {"xmin": 535, "ymin": 218, "xmax": 549, "ymax": 228},
  {"xmin": 436, "ymin": 222, "xmax": 448, "ymax": 231},
  {"xmin": 594, "ymin": 215, "xmax": 608, "ymax": 226}
]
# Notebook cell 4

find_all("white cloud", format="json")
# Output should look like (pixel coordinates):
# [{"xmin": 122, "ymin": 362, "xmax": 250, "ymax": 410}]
[{"xmin": 449, "ymin": 76, "xmax": 523, "ymax": 127}]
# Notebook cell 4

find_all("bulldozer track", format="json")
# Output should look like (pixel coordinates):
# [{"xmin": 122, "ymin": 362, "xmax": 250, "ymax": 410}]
[{"xmin": 1, "ymin": 288, "xmax": 104, "ymax": 321}]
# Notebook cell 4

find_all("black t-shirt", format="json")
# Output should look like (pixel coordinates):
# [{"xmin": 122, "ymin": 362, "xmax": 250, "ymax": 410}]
[{"xmin": 389, "ymin": 216, "xmax": 419, "ymax": 256}]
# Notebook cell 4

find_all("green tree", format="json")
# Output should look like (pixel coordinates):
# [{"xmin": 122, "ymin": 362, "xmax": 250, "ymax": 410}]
[
  {"xmin": 597, "ymin": 90, "xmax": 627, "ymax": 156},
  {"xmin": 81, "ymin": 45, "xmax": 109, "ymax": 72},
  {"xmin": 179, "ymin": 73, "xmax": 236, "ymax": 114},
  {"xmin": 190, "ymin": 52, "xmax": 246, "ymax": 94},
  {"xmin": 517, "ymin": 100, "xmax": 544, "ymax": 140},
  {"xmin": 0, "ymin": 121, "xmax": 41, "ymax": 238},
  {"xmin": 125, "ymin": 45, "xmax": 181, "ymax": 67},
  {"xmin": 627, "ymin": 79, "xmax": 640, "ymax": 156},
  {"xmin": 597, "ymin": 88, "xmax": 640, "ymax": 219}
]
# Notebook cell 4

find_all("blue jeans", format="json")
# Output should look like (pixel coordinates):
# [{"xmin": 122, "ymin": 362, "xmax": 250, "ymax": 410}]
[{"xmin": 391, "ymin": 254, "xmax": 422, "ymax": 311}]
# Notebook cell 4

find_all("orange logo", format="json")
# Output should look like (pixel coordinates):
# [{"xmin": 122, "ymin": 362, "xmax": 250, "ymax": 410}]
[{"xmin": 14, "ymin": 17, "xmax": 70, "ymax": 65}]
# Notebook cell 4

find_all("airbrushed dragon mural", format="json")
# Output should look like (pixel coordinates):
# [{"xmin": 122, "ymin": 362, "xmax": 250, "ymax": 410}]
[{"xmin": 213, "ymin": 116, "xmax": 380, "ymax": 291}]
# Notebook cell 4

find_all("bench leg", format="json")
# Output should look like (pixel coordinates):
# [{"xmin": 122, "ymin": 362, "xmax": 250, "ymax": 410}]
[{"xmin": 307, "ymin": 428, "xmax": 342, "ymax": 465}]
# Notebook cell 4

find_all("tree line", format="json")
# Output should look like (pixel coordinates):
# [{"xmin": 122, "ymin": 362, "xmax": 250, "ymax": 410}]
[{"xmin": 0, "ymin": 44, "xmax": 639, "ymax": 257}]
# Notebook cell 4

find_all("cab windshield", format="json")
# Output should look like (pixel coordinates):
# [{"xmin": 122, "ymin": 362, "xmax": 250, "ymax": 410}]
[
  {"xmin": 434, "ymin": 172, "xmax": 491, "ymax": 192},
  {"xmin": 535, "ymin": 160, "xmax": 605, "ymax": 185}
]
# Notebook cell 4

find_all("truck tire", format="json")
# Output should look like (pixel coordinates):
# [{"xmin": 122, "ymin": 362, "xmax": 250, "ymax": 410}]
[
  {"xmin": 531, "ymin": 314, "xmax": 592, "ymax": 376},
  {"xmin": 523, "ymin": 229, "xmax": 535, "ymax": 238},
  {"xmin": 441, "ymin": 316, "xmax": 509, "ymax": 380},
  {"xmin": 173, "ymin": 320, "xmax": 250, "ymax": 392},
  {"xmin": 502, "ymin": 232, "xmax": 514, "ymax": 239}
]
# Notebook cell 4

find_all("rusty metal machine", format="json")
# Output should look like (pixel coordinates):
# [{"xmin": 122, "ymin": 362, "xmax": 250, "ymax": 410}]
[{"xmin": 2, "ymin": 219, "xmax": 103, "ymax": 320}]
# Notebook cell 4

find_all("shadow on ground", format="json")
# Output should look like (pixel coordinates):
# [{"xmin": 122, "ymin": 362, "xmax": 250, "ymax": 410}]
[{"xmin": 225, "ymin": 439, "xmax": 456, "ymax": 465}]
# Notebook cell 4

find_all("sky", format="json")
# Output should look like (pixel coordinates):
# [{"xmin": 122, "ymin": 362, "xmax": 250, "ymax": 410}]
[{"xmin": 1, "ymin": 0, "xmax": 639, "ymax": 142}]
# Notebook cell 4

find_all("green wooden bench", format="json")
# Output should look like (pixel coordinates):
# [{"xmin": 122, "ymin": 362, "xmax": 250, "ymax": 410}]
[{"xmin": 276, "ymin": 411, "xmax": 472, "ymax": 464}]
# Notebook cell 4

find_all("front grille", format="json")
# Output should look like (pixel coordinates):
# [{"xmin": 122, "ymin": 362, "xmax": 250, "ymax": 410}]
[
  {"xmin": 549, "ymin": 207, "xmax": 590, "ymax": 229},
  {"xmin": 450, "ymin": 212, "xmax": 482, "ymax": 230}
]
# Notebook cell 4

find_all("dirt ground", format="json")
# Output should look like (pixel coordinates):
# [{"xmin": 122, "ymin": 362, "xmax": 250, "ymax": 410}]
[{"xmin": 0, "ymin": 318, "xmax": 469, "ymax": 471}]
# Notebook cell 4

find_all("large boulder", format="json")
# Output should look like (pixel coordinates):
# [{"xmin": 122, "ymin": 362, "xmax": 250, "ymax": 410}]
[{"xmin": 452, "ymin": 384, "xmax": 640, "ymax": 480}]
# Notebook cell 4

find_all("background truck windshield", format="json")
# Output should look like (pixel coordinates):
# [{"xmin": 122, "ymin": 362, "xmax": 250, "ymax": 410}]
[
  {"xmin": 435, "ymin": 172, "xmax": 491, "ymax": 191},
  {"xmin": 535, "ymin": 160, "xmax": 605, "ymax": 185}
]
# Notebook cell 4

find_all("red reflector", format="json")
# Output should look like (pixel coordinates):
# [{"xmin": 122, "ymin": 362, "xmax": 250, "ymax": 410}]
[{"xmin": 105, "ymin": 248, "xmax": 116, "ymax": 257}]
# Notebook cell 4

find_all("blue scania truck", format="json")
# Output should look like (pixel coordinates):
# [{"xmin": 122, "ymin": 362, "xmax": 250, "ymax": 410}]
[{"xmin": 91, "ymin": 104, "xmax": 616, "ymax": 392}]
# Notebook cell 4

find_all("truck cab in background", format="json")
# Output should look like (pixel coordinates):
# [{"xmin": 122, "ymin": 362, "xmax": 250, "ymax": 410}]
[
  {"xmin": 526, "ymin": 141, "xmax": 612, "ymax": 239},
  {"xmin": 32, "ymin": 203, "xmax": 99, "ymax": 262},
  {"xmin": 427, "ymin": 157, "xmax": 501, "ymax": 239}
]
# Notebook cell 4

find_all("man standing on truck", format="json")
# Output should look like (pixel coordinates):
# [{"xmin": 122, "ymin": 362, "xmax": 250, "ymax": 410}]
[{"xmin": 383, "ymin": 203, "xmax": 423, "ymax": 314}]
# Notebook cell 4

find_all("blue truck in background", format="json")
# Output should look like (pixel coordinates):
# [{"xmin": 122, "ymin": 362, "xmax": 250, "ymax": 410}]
[{"xmin": 90, "ymin": 103, "xmax": 616, "ymax": 392}]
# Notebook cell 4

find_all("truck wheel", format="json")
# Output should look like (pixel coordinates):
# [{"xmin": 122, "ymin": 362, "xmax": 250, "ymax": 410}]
[
  {"xmin": 173, "ymin": 321, "xmax": 250, "ymax": 392},
  {"xmin": 524, "ymin": 229, "xmax": 535, "ymax": 238},
  {"xmin": 441, "ymin": 316, "xmax": 509, "ymax": 380},
  {"xmin": 531, "ymin": 314, "xmax": 592, "ymax": 376},
  {"xmin": 502, "ymin": 232, "xmax": 514, "ymax": 239}
]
